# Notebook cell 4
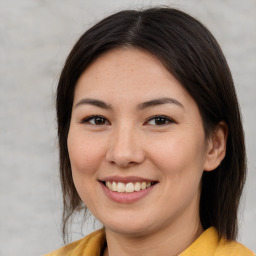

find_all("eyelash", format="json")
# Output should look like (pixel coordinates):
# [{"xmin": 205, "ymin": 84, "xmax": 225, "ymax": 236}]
[
  {"xmin": 81, "ymin": 115, "xmax": 110, "ymax": 125},
  {"xmin": 81, "ymin": 115, "xmax": 175, "ymax": 126},
  {"xmin": 145, "ymin": 115, "xmax": 175, "ymax": 126}
]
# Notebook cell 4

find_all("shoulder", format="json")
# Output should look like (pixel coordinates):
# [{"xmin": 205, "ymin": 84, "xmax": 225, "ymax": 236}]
[
  {"xmin": 43, "ymin": 229, "xmax": 106, "ymax": 256},
  {"xmin": 180, "ymin": 227, "xmax": 255, "ymax": 256},
  {"xmin": 216, "ymin": 238, "xmax": 255, "ymax": 256}
]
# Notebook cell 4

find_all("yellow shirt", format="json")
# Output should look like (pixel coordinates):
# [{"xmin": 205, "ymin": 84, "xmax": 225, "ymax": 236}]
[{"xmin": 44, "ymin": 227, "xmax": 254, "ymax": 256}]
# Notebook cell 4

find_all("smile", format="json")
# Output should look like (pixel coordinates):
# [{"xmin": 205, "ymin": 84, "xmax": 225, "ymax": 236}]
[
  {"xmin": 100, "ymin": 178, "xmax": 158, "ymax": 203},
  {"xmin": 104, "ymin": 181, "xmax": 156, "ymax": 193}
]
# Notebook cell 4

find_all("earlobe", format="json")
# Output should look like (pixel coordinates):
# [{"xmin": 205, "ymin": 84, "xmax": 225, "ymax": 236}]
[{"xmin": 204, "ymin": 121, "xmax": 228, "ymax": 172}]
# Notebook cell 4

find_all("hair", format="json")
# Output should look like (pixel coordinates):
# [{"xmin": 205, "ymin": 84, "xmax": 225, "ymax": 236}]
[{"xmin": 56, "ymin": 7, "xmax": 246, "ymax": 242}]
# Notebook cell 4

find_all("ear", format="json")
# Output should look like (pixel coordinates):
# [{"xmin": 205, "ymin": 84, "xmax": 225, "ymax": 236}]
[{"xmin": 204, "ymin": 121, "xmax": 228, "ymax": 172}]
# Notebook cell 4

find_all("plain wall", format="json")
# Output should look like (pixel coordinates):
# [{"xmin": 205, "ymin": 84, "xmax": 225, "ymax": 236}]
[{"xmin": 0, "ymin": 0, "xmax": 255, "ymax": 255}]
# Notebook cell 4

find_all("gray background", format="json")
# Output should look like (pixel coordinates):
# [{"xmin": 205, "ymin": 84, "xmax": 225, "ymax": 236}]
[{"xmin": 0, "ymin": 0, "xmax": 255, "ymax": 255}]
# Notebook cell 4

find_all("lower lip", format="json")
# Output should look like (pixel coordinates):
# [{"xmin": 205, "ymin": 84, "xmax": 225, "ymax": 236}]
[{"xmin": 100, "ymin": 182, "xmax": 156, "ymax": 204}]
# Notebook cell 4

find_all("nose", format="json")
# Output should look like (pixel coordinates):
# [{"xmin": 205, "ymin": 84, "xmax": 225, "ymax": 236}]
[{"xmin": 105, "ymin": 125, "xmax": 145, "ymax": 168}]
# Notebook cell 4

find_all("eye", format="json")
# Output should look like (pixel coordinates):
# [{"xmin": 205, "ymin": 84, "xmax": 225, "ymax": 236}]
[
  {"xmin": 81, "ymin": 115, "xmax": 110, "ymax": 125},
  {"xmin": 146, "ymin": 115, "xmax": 174, "ymax": 126}
]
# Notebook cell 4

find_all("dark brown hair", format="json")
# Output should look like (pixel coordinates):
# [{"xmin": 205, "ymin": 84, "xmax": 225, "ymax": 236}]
[{"xmin": 56, "ymin": 7, "xmax": 246, "ymax": 242}]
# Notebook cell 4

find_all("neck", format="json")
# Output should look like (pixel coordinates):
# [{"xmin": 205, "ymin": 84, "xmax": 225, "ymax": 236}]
[{"xmin": 103, "ymin": 213, "xmax": 203, "ymax": 256}]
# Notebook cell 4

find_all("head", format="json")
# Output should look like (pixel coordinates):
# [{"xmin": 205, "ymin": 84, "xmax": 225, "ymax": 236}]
[{"xmin": 56, "ymin": 7, "xmax": 246, "ymax": 242}]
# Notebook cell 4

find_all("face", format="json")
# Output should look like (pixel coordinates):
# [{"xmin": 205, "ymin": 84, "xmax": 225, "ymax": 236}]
[{"xmin": 68, "ymin": 48, "xmax": 212, "ymax": 237}]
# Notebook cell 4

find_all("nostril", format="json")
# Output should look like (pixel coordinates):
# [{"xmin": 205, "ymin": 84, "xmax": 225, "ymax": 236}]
[{"xmin": 105, "ymin": 135, "xmax": 145, "ymax": 167}]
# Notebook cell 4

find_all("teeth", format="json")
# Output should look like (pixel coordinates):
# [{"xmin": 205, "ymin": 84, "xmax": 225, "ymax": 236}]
[
  {"xmin": 106, "ymin": 181, "xmax": 112, "ymax": 190},
  {"xmin": 117, "ymin": 182, "xmax": 126, "ymax": 192},
  {"xmin": 134, "ymin": 182, "xmax": 140, "ymax": 191},
  {"xmin": 141, "ymin": 182, "xmax": 146, "ymax": 190},
  {"xmin": 126, "ymin": 182, "xmax": 134, "ymax": 193},
  {"xmin": 105, "ymin": 181, "xmax": 153, "ymax": 193},
  {"xmin": 112, "ymin": 181, "xmax": 117, "ymax": 192}
]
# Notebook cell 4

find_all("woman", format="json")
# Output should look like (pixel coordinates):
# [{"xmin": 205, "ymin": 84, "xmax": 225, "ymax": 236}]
[{"xmin": 45, "ymin": 7, "xmax": 254, "ymax": 256}]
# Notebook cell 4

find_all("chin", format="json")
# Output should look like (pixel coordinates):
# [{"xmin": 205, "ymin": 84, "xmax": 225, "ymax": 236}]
[{"xmin": 103, "ymin": 216, "xmax": 154, "ymax": 237}]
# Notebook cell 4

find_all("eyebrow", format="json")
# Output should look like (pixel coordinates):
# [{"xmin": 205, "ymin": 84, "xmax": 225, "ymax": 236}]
[
  {"xmin": 137, "ymin": 97, "xmax": 184, "ymax": 110},
  {"xmin": 74, "ymin": 97, "xmax": 184, "ymax": 110},
  {"xmin": 75, "ymin": 98, "xmax": 112, "ymax": 109}
]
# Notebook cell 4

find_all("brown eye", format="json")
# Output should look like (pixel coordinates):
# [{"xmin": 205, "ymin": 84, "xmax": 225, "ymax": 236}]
[
  {"xmin": 82, "ymin": 115, "xmax": 110, "ymax": 125},
  {"xmin": 147, "ymin": 115, "xmax": 174, "ymax": 126},
  {"xmin": 94, "ymin": 116, "xmax": 106, "ymax": 125}
]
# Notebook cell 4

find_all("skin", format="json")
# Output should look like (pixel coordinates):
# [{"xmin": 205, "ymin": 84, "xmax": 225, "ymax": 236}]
[{"xmin": 67, "ymin": 48, "xmax": 227, "ymax": 256}]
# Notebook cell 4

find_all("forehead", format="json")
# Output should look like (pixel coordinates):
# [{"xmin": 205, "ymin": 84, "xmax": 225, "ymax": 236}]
[
  {"xmin": 74, "ymin": 47, "xmax": 194, "ymax": 108},
  {"xmin": 79, "ymin": 48, "xmax": 172, "ymax": 83}
]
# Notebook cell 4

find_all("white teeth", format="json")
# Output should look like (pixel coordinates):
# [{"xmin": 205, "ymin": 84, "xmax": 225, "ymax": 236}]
[
  {"xmin": 105, "ymin": 181, "xmax": 153, "ymax": 193},
  {"xmin": 134, "ymin": 182, "xmax": 140, "ymax": 191},
  {"xmin": 112, "ymin": 181, "xmax": 117, "ymax": 192},
  {"xmin": 126, "ymin": 182, "xmax": 134, "ymax": 193},
  {"xmin": 106, "ymin": 181, "xmax": 112, "ymax": 190},
  {"xmin": 141, "ymin": 182, "xmax": 146, "ymax": 190},
  {"xmin": 117, "ymin": 182, "xmax": 126, "ymax": 192}
]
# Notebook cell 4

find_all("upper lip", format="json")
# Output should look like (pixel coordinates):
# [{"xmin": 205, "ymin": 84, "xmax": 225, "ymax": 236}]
[{"xmin": 99, "ymin": 176, "xmax": 158, "ymax": 184}]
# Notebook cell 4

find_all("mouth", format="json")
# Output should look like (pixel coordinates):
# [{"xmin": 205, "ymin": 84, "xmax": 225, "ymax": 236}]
[{"xmin": 101, "ymin": 180, "xmax": 158, "ymax": 193}]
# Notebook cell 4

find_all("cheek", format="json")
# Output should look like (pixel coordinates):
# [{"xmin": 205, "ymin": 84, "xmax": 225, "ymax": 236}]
[
  {"xmin": 151, "ymin": 134, "xmax": 206, "ymax": 208},
  {"xmin": 67, "ymin": 130, "xmax": 104, "ymax": 177},
  {"xmin": 149, "ymin": 132, "xmax": 207, "ymax": 178},
  {"xmin": 67, "ymin": 130, "xmax": 106, "ymax": 208}
]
